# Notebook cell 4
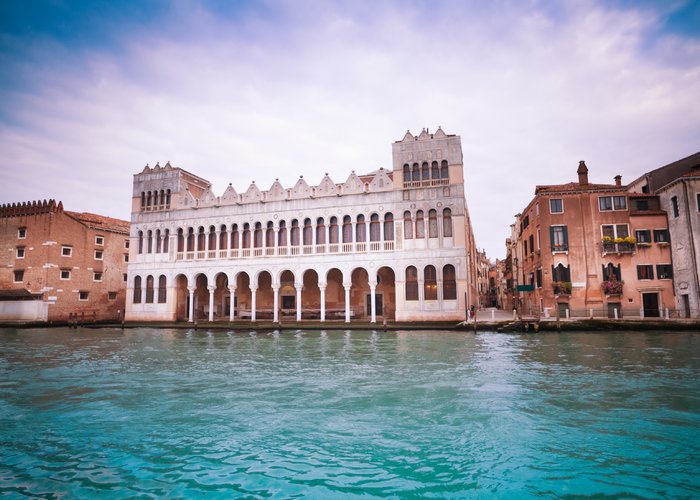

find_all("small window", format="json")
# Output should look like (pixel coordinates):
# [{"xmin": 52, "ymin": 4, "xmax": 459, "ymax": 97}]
[
  {"xmin": 124, "ymin": 254, "xmax": 129, "ymax": 263},
  {"xmin": 654, "ymin": 229, "xmax": 670, "ymax": 243},
  {"xmin": 522, "ymin": 215, "xmax": 529, "ymax": 229},
  {"xmin": 599, "ymin": 196, "xmax": 613, "ymax": 211},
  {"xmin": 13, "ymin": 270, "xmax": 24, "ymax": 282},
  {"xmin": 93, "ymin": 272, "xmax": 102, "ymax": 282},
  {"xmin": 656, "ymin": 264, "xmax": 673, "ymax": 279},
  {"xmin": 613, "ymin": 196, "xmax": 627, "ymax": 210},
  {"xmin": 60, "ymin": 269, "xmax": 71, "ymax": 280},
  {"xmin": 79, "ymin": 291, "xmax": 89, "ymax": 301},
  {"xmin": 635, "ymin": 199, "xmax": 649, "ymax": 211},
  {"xmin": 550, "ymin": 199, "xmax": 563, "ymax": 214},
  {"xmin": 16, "ymin": 247, "xmax": 25, "ymax": 259},
  {"xmin": 95, "ymin": 236, "xmax": 104, "ymax": 246},
  {"xmin": 671, "ymin": 196, "xmax": 679, "ymax": 218},
  {"xmin": 637, "ymin": 265, "xmax": 654, "ymax": 280},
  {"xmin": 94, "ymin": 250, "xmax": 103, "ymax": 260},
  {"xmin": 697, "ymin": 193, "xmax": 700, "ymax": 213},
  {"xmin": 18, "ymin": 228, "xmax": 26, "ymax": 239},
  {"xmin": 535, "ymin": 203, "xmax": 540, "ymax": 216},
  {"xmin": 124, "ymin": 239, "xmax": 130, "ymax": 249},
  {"xmin": 61, "ymin": 246, "xmax": 72, "ymax": 257},
  {"xmin": 123, "ymin": 273, "xmax": 128, "ymax": 282},
  {"xmin": 635, "ymin": 230, "xmax": 652, "ymax": 244},
  {"xmin": 108, "ymin": 292, "xmax": 117, "ymax": 300}
]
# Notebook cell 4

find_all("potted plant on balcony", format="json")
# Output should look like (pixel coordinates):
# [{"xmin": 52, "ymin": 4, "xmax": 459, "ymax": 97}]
[
  {"xmin": 601, "ymin": 279, "xmax": 623, "ymax": 296},
  {"xmin": 552, "ymin": 281, "xmax": 572, "ymax": 295}
]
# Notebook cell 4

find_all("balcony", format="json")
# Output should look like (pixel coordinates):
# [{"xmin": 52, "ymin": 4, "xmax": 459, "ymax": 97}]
[
  {"xmin": 551, "ymin": 244, "xmax": 568, "ymax": 253},
  {"xmin": 552, "ymin": 281, "xmax": 572, "ymax": 295},
  {"xmin": 602, "ymin": 240, "xmax": 635, "ymax": 255},
  {"xmin": 601, "ymin": 280, "xmax": 624, "ymax": 296}
]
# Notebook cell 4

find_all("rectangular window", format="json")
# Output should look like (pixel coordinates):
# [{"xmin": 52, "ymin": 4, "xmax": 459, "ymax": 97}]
[
  {"xmin": 18, "ymin": 228, "xmax": 26, "ymax": 239},
  {"xmin": 522, "ymin": 215, "xmax": 529, "ymax": 229},
  {"xmin": 656, "ymin": 264, "xmax": 673, "ymax": 279},
  {"xmin": 60, "ymin": 270, "xmax": 71, "ymax": 280},
  {"xmin": 635, "ymin": 199, "xmax": 649, "ymax": 211},
  {"xmin": 94, "ymin": 250, "xmax": 103, "ymax": 260},
  {"xmin": 536, "ymin": 268, "xmax": 542, "ymax": 288},
  {"xmin": 550, "ymin": 198, "xmax": 563, "ymax": 214},
  {"xmin": 108, "ymin": 292, "xmax": 117, "ymax": 300},
  {"xmin": 602, "ymin": 224, "xmax": 629, "ymax": 240},
  {"xmin": 13, "ymin": 270, "xmax": 24, "ymax": 282},
  {"xmin": 671, "ymin": 196, "xmax": 679, "ymax": 218},
  {"xmin": 61, "ymin": 246, "xmax": 72, "ymax": 257},
  {"xmin": 599, "ymin": 196, "xmax": 613, "ymax": 211},
  {"xmin": 697, "ymin": 193, "xmax": 700, "ymax": 213},
  {"xmin": 93, "ymin": 272, "xmax": 102, "ymax": 282},
  {"xmin": 637, "ymin": 265, "xmax": 654, "ymax": 280},
  {"xmin": 654, "ymin": 229, "xmax": 670, "ymax": 243},
  {"xmin": 124, "ymin": 239, "xmax": 130, "ymax": 249},
  {"xmin": 95, "ymin": 236, "xmax": 104, "ymax": 246},
  {"xmin": 613, "ymin": 196, "xmax": 627, "ymax": 210},
  {"xmin": 535, "ymin": 203, "xmax": 539, "ymax": 216},
  {"xmin": 79, "ymin": 291, "xmax": 89, "ymax": 301},
  {"xmin": 123, "ymin": 273, "xmax": 128, "ymax": 282},
  {"xmin": 16, "ymin": 247, "xmax": 25, "ymax": 259},
  {"xmin": 124, "ymin": 254, "xmax": 129, "ymax": 263},
  {"xmin": 550, "ymin": 225, "xmax": 568, "ymax": 251},
  {"xmin": 635, "ymin": 230, "xmax": 652, "ymax": 244}
]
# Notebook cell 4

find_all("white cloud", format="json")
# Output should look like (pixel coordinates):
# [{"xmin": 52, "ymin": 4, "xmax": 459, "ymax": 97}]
[{"xmin": 1, "ymin": 0, "xmax": 699, "ymax": 258}]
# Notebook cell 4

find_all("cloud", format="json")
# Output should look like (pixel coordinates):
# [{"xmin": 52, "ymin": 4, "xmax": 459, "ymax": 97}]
[{"xmin": 1, "ymin": 0, "xmax": 699, "ymax": 258}]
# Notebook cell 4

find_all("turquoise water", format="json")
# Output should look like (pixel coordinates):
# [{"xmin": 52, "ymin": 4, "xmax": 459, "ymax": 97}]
[{"xmin": 1, "ymin": 328, "xmax": 699, "ymax": 498}]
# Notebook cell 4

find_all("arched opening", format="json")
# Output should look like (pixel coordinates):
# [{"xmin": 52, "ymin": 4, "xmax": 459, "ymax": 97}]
[
  {"xmin": 329, "ymin": 217, "xmax": 339, "ymax": 246},
  {"xmin": 145, "ymin": 275, "xmax": 154, "ymax": 303},
  {"xmin": 356, "ymin": 215, "xmax": 366, "ymax": 243},
  {"xmin": 231, "ymin": 224, "xmax": 239, "ymax": 251},
  {"xmin": 278, "ymin": 221, "xmax": 287, "ymax": 249},
  {"xmin": 441, "ymin": 160, "xmax": 448, "ymax": 179},
  {"xmin": 412, "ymin": 163, "xmax": 420, "ymax": 182},
  {"xmin": 242, "ymin": 223, "xmax": 251, "ymax": 249},
  {"xmin": 350, "ymin": 267, "xmax": 370, "ymax": 319},
  {"xmin": 443, "ymin": 265, "xmax": 456, "ymax": 300},
  {"xmin": 279, "ymin": 270, "xmax": 296, "ymax": 318},
  {"xmin": 140, "ymin": 192, "xmax": 145, "ymax": 209},
  {"xmin": 325, "ymin": 268, "xmax": 344, "ymax": 319},
  {"xmin": 175, "ymin": 274, "xmax": 188, "ymax": 321},
  {"xmin": 187, "ymin": 228, "xmax": 195, "ymax": 253},
  {"xmin": 428, "ymin": 209, "xmax": 438, "ymax": 238},
  {"xmin": 219, "ymin": 225, "xmax": 228, "ymax": 253},
  {"xmin": 415, "ymin": 210, "xmax": 425, "ymax": 238},
  {"xmin": 403, "ymin": 164, "xmax": 410, "ymax": 182},
  {"xmin": 316, "ymin": 218, "xmax": 325, "ymax": 247},
  {"xmin": 235, "ymin": 272, "xmax": 251, "ymax": 319},
  {"xmin": 155, "ymin": 229, "xmax": 161, "ymax": 253},
  {"xmin": 384, "ymin": 213, "xmax": 394, "ymax": 241},
  {"xmin": 254, "ymin": 222, "xmax": 263, "ymax": 248},
  {"xmin": 147, "ymin": 230, "xmax": 153, "ymax": 253},
  {"xmin": 431, "ymin": 161, "xmax": 439, "ymax": 180},
  {"xmin": 158, "ymin": 275, "xmax": 167, "ymax": 303},
  {"xmin": 291, "ymin": 220, "xmax": 300, "ymax": 247},
  {"xmin": 376, "ymin": 266, "xmax": 396, "ymax": 320},
  {"xmin": 302, "ymin": 269, "xmax": 320, "ymax": 319},
  {"xmin": 197, "ymin": 227, "xmax": 206, "ymax": 253},
  {"xmin": 208, "ymin": 226, "xmax": 216, "ymax": 253},
  {"xmin": 421, "ymin": 162, "xmax": 429, "ymax": 181},
  {"xmin": 194, "ymin": 274, "xmax": 209, "ymax": 319},
  {"xmin": 403, "ymin": 211, "xmax": 413, "ymax": 239},
  {"xmin": 257, "ymin": 271, "xmax": 274, "ymax": 319},
  {"xmin": 303, "ymin": 218, "xmax": 312, "ymax": 246},
  {"xmin": 266, "ymin": 222, "xmax": 275, "ymax": 250},
  {"xmin": 405, "ymin": 266, "xmax": 418, "ymax": 301},
  {"xmin": 133, "ymin": 276, "xmax": 142, "ymax": 303},
  {"xmin": 424, "ymin": 265, "xmax": 437, "ymax": 300},
  {"xmin": 369, "ymin": 214, "xmax": 380, "ymax": 242},
  {"xmin": 177, "ymin": 228, "xmax": 184, "ymax": 252},
  {"xmin": 443, "ymin": 208, "xmax": 452, "ymax": 237},
  {"xmin": 342, "ymin": 216, "xmax": 352, "ymax": 244},
  {"xmin": 165, "ymin": 189, "xmax": 171, "ymax": 206},
  {"xmin": 214, "ymin": 272, "xmax": 229, "ymax": 320},
  {"xmin": 163, "ymin": 229, "xmax": 169, "ymax": 253}
]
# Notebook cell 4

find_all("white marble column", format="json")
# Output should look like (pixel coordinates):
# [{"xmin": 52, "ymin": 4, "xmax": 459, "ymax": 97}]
[
  {"xmin": 249, "ymin": 287, "xmax": 256, "ymax": 322},
  {"xmin": 370, "ymin": 282, "xmax": 377, "ymax": 323},
  {"xmin": 296, "ymin": 285, "xmax": 302, "ymax": 321},
  {"xmin": 319, "ymin": 285, "xmax": 326, "ymax": 322},
  {"xmin": 228, "ymin": 286, "xmax": 236, "ymax": 321},
  {"xmin": 208, "ymin": 285, "xmax": 215, "ymax": 321},
  {"xmin": 344, "ymin": 284, "xmax": 351, "ymax": 323},
  {"xmin": 273, "ymin": 286, "xmax": 280, "ymax": 323},
  {"xmin": 188, "ymin": 286, "xmax": 195, "ymax": 322}
]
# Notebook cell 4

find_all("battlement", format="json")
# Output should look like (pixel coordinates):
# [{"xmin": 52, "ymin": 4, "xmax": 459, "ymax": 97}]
[{"xmin": 0, "ymin": 199, "xmax": 63, "ymax": 218}]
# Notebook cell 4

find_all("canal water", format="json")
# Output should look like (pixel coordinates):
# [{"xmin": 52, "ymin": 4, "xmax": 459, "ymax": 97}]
[{"xmin": 1, "ymin": 328, "xmax": 698, "ymax": 498}]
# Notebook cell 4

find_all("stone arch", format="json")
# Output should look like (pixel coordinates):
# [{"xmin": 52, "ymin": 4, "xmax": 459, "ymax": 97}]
[
  {"xmin": 174, "ymin": 273, "xmax": 189, "ymax": 321},
  {"xmin": 376, "ymin": 266, "xmax": 396, "ymax": 320},
  {"xmin": 257, "ymin": 270, "xmax": 274, "ymax": 320},
  {"xmin": 325, "ymin": 268, "xmax": 345, "ymax": 319},
  {"xmin": 235, "ymin": 271, "xmax": 252, "ymax": 320},
  {"xmin": 279, "ymin": 270, "xmax": 296, "ymax": 318},
  {"xmin": 302, "ymin": 269, "xmax": 320, "ymax": 319},
  {"xmin": 350, "ymin": 267, "xmax": 370, "ymax": 319}
]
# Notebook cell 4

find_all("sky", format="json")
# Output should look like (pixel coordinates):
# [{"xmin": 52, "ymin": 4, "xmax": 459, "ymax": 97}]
[{"xmin": 1, "ymin": 0, "xmax": 699, "ymax": 259}]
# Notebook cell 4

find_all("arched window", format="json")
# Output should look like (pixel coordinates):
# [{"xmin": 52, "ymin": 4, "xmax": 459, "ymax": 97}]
[
  {"xmin": 158, "ymin": 275, "xmax": 167, "ymax": 303},
  {"xmin": 177, "ymin": 228, "xmax": 184, "ymax": 252},
  {"xmin": 412, "ymin": 163, "xmax": 420, "ymax": 182},
  {"xmin": 266, "ymin": 222, "xmax": 274, "ymax": 247},
  {"xmin": 369, "ymin": 214, "xmax": 380, "ymax": 241},
  {"xmin": 140, "ymin": 192, "xmax": 145, "ymax": 209},
  {"xmin": 187, "ymin": 228, "xmax": 195, "ymax": 251},
  {"xmin": 403, "ymin": 164, "xmax": 410, "ymax": 182},
  {"xmin": 404, "ymin": 211, "xmax": 413, "ymax": 239},
  {"xmin": 197, "ymin": 227, "xmax": 206, "ymax": 251},
  {"xmin": 152, "ymin": 190, "xmax": 158, "ymax": 206},
  {"xmin": 316, "ymin": 218, "xmax": 325, "ymax": 245},
  {"xmin": 329, "ymin": 217, "xmax": 339, "ymax": 244},
  {"xmin": 443, "ymin": 265, "xmax": 456, "ymax": 300},
  {"xmin": 254, "ymin": 222, "xmax": 263, "ymax": 248},
  {"xmin": 405, "ymin": 266, "xmax": 418, "ymax": 301},
  {"xmin": 291, "ymin": 220, "xmax": 300, "ymax": 246},
  {"xmin": 416, "ymin": 210, "xmax": 425, "ymax": 238},
  {"xmin": 208, "ymin": 226, "xmax": 217, "ymax": 250},
  {"xmin": 278, "ymin": 221, "xmax": 287, "ymax": 247},
  {"xmin": 146, "ymin": 191, "xmax": 152, "ymax": 207},
  {"xmin": 165, "ymin": 189, "xmax": 171, "ymax": 206},
  {"xmin": 159, "ymin": 190, "xmax": 165, "ymax": 206},
  {"xmin": 133, "ymin": 276, "xmax": 142, "ymax": 303},
  {"xmin": 421, "ymin": 162, "xmax": 429, "ymax": 181},
  {"xmin": 441, "ymin": 160, "xmax": 449, "ymax": 179},
  {"xmin": 356, "ymin": 215, "xmax": 366, "ymax": 242},
  {"xmin": 147, "ymin": 230, "xmax": 153, "ymax": 253},
  {"xmin": 163, "ymin": 229, "xmax": 169, "ymax": 253},
  {"xmin": 552, "ymin": 263, "xmax": 571, "ymax": 282},
  {"xmin": 342, "ymin": 216, "xmax": 352, "ymax": 242},
  {"xmin": 219, "ymin": 225, "xmax": 228, "ymax": 250},
  {"xmin": 232, "ymin": 224, "xmax": 239, "ymax": 249},
  {"xmin": 443, "ymin": 208, "xmax": 452, "ymax": 237},
  {"xmin": 424, "ymin": 265, "xmax": 437, "ymax": 300},
  {"xmin": 155, "ymin": 229, "xmax": 161, "ymax": 253},
  {"xmin": 384, "ymin": 213, "xmax": 394, "ymax": 241},
  {"xmin": 138, "ymin": 230, "xmax": 144, "ymax": 254},
  {"xmin": 242, "ymin": 223, "xmax": 251, "ymax": 248},
  {"xmin": 303, "ymin": 219, "xmax": 312, "ymax": 245},
  {"xmin": 428, "ymin": 209, "xmax": 438, "ymax": 238},
  {"xmin": 145, "ymin": 275, "xmax": 154, "ymax": 303},
  {"xmin": 431, "ymin": 161, "xmax": 439, "ymax": 179}
]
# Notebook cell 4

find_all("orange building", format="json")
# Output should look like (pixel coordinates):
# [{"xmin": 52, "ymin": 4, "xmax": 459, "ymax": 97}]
[
  {"xmin": 512, "ymin": 162, "xmax": 675, "ymax": 319},
  {"xmin": 0, "ymin": 200, "xmax": 130, "ymax": 323}
]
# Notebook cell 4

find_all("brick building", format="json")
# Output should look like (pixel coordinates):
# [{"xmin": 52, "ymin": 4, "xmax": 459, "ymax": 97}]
[
  {"xmin": 511, "ymin": 162, "xmax": 675, "ymax": 319},
  {"xmin": 0, "ymin": 200, "xmax": 130, "ymax": 323}
]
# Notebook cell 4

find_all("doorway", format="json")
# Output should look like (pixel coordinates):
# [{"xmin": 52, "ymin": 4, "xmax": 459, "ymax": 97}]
[
  {"xmin": 682, "ymin": 294, "xmax": 690, "ymax": 319},
  {"xmin": 366, "ymin": 293, "xmax": 383, "ymax": 317},
  {"xmin": 642, "ymin": 292, "xmax": 660, "ymax": 318}
]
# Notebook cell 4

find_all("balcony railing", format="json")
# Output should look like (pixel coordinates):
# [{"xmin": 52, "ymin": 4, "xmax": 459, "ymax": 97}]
[
  {"xmin": 602, "ymin": 242, "xmax": 635, "ymax": 254},
  {"xmin": 551, "ymin": 244, "xmax": 569, "ymax": 252}
]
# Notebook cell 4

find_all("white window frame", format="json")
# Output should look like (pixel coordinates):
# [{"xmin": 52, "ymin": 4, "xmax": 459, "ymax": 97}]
[
  {"xmin": 18, "ymin": 228, "xmax": 26, "ymax": 239},
  {"xmin": 549, "ymin": 198, "xmax": 564, "ymax": 214},
  {"xmin": 94, "ymin": 250, "xmax": 103, "ymax": 260},
  {"xmin": 61, "ymin": 246, "xmax": 72, "ymax": 257},
  {"xmin": 16, "ymin": 247, "xmax": 25, "ymax": 259},
  {"xmin": 78, "ymin": 291, "xmax": 89, "ymax": 301},
  {"xmin": 598, "ymin": 195, "xmax": 628, "ymax": 212},
  {"xmin": 93, "ymin": 272, "xmax": 103, "ymax": 282},
  {"xmin": 95, "ymin": 235, "xmax": 105, "ymax": 246},
  {"xmin": 60, "ymin": 269, "xmax": 71, "ymax": 280},
  {"xmin": 601, "ymin": 223, "xmax": 629, "ymax": 240}
]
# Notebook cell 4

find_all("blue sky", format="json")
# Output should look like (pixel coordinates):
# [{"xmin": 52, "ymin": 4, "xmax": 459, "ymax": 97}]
[{"xmin": 1, "ymin": 0, "xmax": 699, "ymax": 259}]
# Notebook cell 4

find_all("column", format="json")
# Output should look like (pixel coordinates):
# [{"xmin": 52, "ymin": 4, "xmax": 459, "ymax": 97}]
[
  {"xmin": 319, "ymin": 285, "xmax": 326, "ymax": 322},
  {"xmin": 369, "ymin": 282, "xmax": 377, "ymax": 323},
  {"xmin": 227, "ymin": 228, "xmax": 233, "ymax": 257},
  {"xmin": 273, "ymin": 286, "xmax": 280, "ymax": 323},
  {"xmin": 208, "ymin": 285, "xmax": 215, "ymax": 321},
  {"xmin": 365, "ymin": 217, "xmax": 370, "ymax": 247},
  {"xmin": 251, "ymin": 287, "xmax": 257, "ymax": 322},
  {"xmin": 351, "ymin": 221, "xmax": 356, "ymax": 251},
  {"xmin": 325, "ymin": 224, "xmax": 330, "ymax": 252},
  {"xmin": 215, "ymin": 230, "xmax": 221, "ymax": 253},
  {"xmin": 228, "ymin": 286, "xmax": 236, "ymax": 321},
  {"xmin": 344, "ymin": 284, "xmax": 351, "ymax": 323},
  {"xmin": 205, "ymin": 229, "xmax": 210, "ymax": 254},
  {"xmin": 273, "ymin": 226, "xmax": 279, "ymax": 256},
  {"xmin": 296, "ymin": 285, "xmax": 302, "ymax": 321},
  {"xmin": 188, "ymin": 287, "xmax": 195, "ymax": 322}
]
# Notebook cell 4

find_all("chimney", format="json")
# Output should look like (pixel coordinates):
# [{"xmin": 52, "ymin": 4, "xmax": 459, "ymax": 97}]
[
  {"xmin": 577, "ymin": 161, "xmax": 589, "ymax": 186},
  {"xmin": 614, "ymin": 175, "xmax": 622, "ymax": 187}
]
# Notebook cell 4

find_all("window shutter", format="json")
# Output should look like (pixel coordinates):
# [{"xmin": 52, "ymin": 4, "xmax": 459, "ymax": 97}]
[
  {"xmin": 566, "ymin": 265, "xmax": 571, "ymax": 282},
  {"xmin": 551, "ymin": 265, "xmax": 556, "ymax": 281},
  {"xmin": 562, "ymin": 226, "xmax": 569, "ymax": 244},
  {"xmin": 615, "ymin": 264, "xmax": 621, "ymax": 281},
  {"xmin": 549, "ymin": 226, "xmax": 554, "ymax": 248},
  {"xmin": 637, "ymin": 266, "xmax": 642, "ymax": 280}
]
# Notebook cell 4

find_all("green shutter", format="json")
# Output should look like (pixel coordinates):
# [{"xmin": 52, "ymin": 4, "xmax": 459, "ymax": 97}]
[
  {"xmin": 549, "ymin": 226, "xmax": 555, "ymax": 250},
  {"xmin": 562, "ymin": 226, "xmax": 569, "ymax": 245}
]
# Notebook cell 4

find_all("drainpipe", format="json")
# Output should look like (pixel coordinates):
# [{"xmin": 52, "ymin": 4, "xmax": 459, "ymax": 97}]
[{"xmin": 682, "ymin": 180, "xmax": 700, "ymax": 314}]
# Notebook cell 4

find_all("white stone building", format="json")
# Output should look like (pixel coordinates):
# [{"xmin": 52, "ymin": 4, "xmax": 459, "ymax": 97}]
[{"xmin": 125, "ymin": 128, "xmax": 478, "ymax": 323}]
